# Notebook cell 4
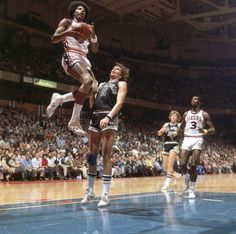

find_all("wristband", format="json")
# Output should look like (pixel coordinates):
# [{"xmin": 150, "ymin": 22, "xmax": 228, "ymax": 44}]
[
  {"xmin": 90, "ymin": 35, "xmax": 97, "ymax": 43},
  {"xmin": 106, "ymin": 114, "xmax": 112, "ymax": 121}
]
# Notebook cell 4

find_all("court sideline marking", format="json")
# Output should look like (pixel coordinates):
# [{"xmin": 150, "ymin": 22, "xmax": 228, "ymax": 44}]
[{"xmin": 0, "ymin": 191, "xmax": 224, "ymax": 211}]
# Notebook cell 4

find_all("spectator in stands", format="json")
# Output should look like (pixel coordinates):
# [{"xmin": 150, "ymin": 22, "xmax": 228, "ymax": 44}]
[
  {"xmin": 32, "ymin": 152, "xmax": 45, "ymax": 180},
  {"xmin": 66, "ymin": 152, "xmax": 82, "ymax": 179},
  {"xmin": 8, "ymin": 153, "xmax": 26, "ymax": 180},
  {"xmin": 233, "ymin": 156, "xmax": 236, "ymax": 173},
  {"xmin": 22, "ymin": 153, "xmax": 34, "ymax": 180},
  {"xmin": 47, "ymin": 152, "xmax": 56, "ymax": 180},
  {"xmin": 54, "ymin": 152, "xmax": 64, "ymax": 180},
  {"xmin": 0, "ymin": 159, "xmax": 3, "ymax": 181}
]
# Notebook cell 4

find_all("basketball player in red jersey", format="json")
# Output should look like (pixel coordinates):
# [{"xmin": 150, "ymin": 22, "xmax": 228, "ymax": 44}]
[
  {"xmin": 179, "ymin": 96, "xmax": 215, "ymax": 198},
  {"xmin": 46, "ymin": 1, "xmax": 99, "ymax": 136}
]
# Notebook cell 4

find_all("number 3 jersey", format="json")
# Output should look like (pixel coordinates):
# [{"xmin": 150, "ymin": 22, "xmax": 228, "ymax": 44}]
[{"xmin": 184, "ymin": 110, "xmax": 204, "ymax": 137}]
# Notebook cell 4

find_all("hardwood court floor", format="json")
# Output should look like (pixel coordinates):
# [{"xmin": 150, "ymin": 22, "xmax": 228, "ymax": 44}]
[
  {"xmin": 0, "ymin": 174, "xmax": 236, "ymax": 234},
  {"xmin": 0, "ymin": 173, "xmax": 235, "ymax": 205}
]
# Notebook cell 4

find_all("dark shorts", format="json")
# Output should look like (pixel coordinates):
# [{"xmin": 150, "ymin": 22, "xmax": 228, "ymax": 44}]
[
  {"xmin": 88, "ymin": 112, "xmax": 118, "ymax": 133},
  {"xmin": 163, "ymin": 143, "xmax": 179, "ymax": 154}
]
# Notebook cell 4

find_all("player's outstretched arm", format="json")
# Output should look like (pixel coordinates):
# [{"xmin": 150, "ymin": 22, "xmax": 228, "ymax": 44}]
[
  {"xmin": 51, "ymin": 19, "xmax": 76, "ymax": 44},
  {"xmin": 157, "ymin": 123, "xmax": 168, "ymax": 136}
]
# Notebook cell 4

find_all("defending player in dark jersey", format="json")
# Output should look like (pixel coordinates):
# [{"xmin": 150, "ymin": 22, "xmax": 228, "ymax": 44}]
[
  {"xmin": 81, "ymin": 62, "xmax": 129, "ymax": 207},
  {"xmin": 158, "ymin": 110, "xmax": 181, "ymax": 191}
]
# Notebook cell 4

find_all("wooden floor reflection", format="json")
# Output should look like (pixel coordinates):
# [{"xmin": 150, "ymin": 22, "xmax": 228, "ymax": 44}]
[{"xmin": 0, "ymin": 173, "xmax": 235, "ymax": 205}]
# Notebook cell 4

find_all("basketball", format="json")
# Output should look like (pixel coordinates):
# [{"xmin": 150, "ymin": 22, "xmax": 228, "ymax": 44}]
[
  {"xmin": 70, "ymin": 22, "xmax": 92, "ymax": 41},
  {"xmin": 80, "ymin": 23, "xmax": 92, "ymax": 39}
]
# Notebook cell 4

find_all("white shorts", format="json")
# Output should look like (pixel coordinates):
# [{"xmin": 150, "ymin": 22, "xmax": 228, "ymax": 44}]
[
  {"xmin": 181, "ymin": 137, "xmax": 204, "ymax": 151},
  {"xmin": 61, "ymin": 52, "xmax": 91, "ymax": 75}
]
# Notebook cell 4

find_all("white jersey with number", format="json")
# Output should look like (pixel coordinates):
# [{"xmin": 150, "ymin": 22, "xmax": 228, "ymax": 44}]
[
  {"xmin": 184, "ymin": 110, "xmax": 204, "ymax": 137},
  {"xmin": 63, "ymin": 20, "xmax": 89, "ymax": 55},
  {"xmin": 61, "ymin": 20, "xmax": 91, "ymax": 74}
]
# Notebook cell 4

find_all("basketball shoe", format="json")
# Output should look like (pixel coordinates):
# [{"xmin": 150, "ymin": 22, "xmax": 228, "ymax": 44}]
[
  {"xmin": 46, "ymin": 93, "xmax": 62, "ymax": 118},
  {"xmin": 98, "ymin": 194, "xmax": 110, "ymax": 207},
  {"xmin": 188, "ymin": 190, "xmax": 196, "ymax": 199},
  {"xmin": 161, "ymin": 180, "xmax": 170, "ymax": 192},
  {"xmin": 81, "ymin": 190, "xmax": 95, "ymax": 205},
  {"xmin": 68, "ymin": 121, "xmax": 87, "ymax": 136}
]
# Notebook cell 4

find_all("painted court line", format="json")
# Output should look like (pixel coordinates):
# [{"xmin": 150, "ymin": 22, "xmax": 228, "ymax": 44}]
[
  {"xmin": 0, "ymin": 191, "xmax": 175, "ymax": 211},
  {"xmin": 3, "ymin": 191, "xmax": 226, "ymax": 211},
  {"xmin": 202, "ymin": 198, "xmax": 223, "ymax": 202}
]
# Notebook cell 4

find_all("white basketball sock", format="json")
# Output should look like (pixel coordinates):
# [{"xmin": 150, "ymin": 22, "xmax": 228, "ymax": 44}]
[
  {"xmin": 87, "ymin": 173, "xmax": 96, "ymax": 193},
  {"xmin": 190, "ymin": 182, "xmax": 196, "ymax": 192},
  {"xmin": 61, "ymin": 92, "xmax": 75, "ymax": 103},
  {"xmin": 102, "ymin": 174, "xmax": 112, "ymax": 196},
  {"xmin": 69, "ymin": 103, "xmax": 82, "ymax": 124}
]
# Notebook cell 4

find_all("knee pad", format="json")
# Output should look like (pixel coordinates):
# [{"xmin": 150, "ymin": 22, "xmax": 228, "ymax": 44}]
[{"xmin": 87, "ymin": 153, "xmax": 97, "ymax": 166}]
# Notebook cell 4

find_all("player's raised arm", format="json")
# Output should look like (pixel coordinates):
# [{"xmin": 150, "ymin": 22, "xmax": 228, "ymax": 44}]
[
  {"xmin": 89, "ymin": 23, "xmax": 99, "ymax": 53},
  {"xmin": 51, "ymin": 18, "xmax": 74, "ymax": 44}
]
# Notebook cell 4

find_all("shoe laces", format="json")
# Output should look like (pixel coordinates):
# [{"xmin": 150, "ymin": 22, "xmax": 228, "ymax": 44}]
[{"xmin": 102, "ymin": 194, "xmax": 109, "ymax": 201}]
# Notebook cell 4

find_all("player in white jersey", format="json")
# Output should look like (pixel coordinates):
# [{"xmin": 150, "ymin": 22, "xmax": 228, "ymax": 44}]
[
  {"xmin": 179, "ymin": 96, "xmax": 215, "ymax": 198},
  {"xmin": 46, "ymin": 1, "xmax": 99, "ymax": 136}
]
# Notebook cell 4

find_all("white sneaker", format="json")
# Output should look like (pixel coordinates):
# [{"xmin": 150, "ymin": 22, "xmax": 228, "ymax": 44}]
[
  {"xmin": 183, "ymin": 183, "xmax": 189, "ymax": 193},
  {"xmin": 188, "ymin": 190, "xmax": 196, "ymax": 199},
  {"xmin": 68, "ymin": 122, "xmax": 87, "ymax": 136},
  {"xmin": 46, "ymin": 93, "xmax": 62, "ymax": 118},
  {"xmin": 174, "ymin": 172, "xmax": 182, "ymax": 179},
  {"xmin": 97, "ymin": 194, "xmax": 110, "ymax": 207},
  {"xmin": 161, "ymin": 184, "xmax": 169, "ymax": 192},
  {"xmin": 81, "ymin": 191, "xmax": 95, "ymax": 205}
]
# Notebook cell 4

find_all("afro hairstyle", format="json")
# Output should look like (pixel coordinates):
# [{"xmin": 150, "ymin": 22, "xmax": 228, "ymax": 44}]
[{"xmin": 67, "ymin": 1, "xmax": 90, "ymax": 19}]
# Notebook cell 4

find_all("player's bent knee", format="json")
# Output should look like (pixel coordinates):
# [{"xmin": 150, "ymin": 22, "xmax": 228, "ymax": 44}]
[
  {"xmin": 179, "ymin": 160, "xmax": 186, "ymax": 167},
  {"xmin": 87, "ymin": 153, "xmax": 97, "ymax": 166},
  {"xmin": 81, "ymin": 73, "xmax": 93, "ymax": 86},
  {"xmin": 85, "ymin": 82, "xmax": 98, "ymax": 98}
]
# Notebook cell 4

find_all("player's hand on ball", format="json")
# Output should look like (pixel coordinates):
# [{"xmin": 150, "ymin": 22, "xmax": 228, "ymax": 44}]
[
  {"xmin": 90, "ymin": 23, "xmax": 96, "ymax": 39},
  {"xmin": 69, "ymin": 22, "xmax": 92, "ymax": 41}
]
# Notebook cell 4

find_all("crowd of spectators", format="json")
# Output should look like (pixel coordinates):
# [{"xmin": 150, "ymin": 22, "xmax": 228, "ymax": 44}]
[{"xmin": 0, "ymin": 106, "xmax": 235, "ymax": 182}]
